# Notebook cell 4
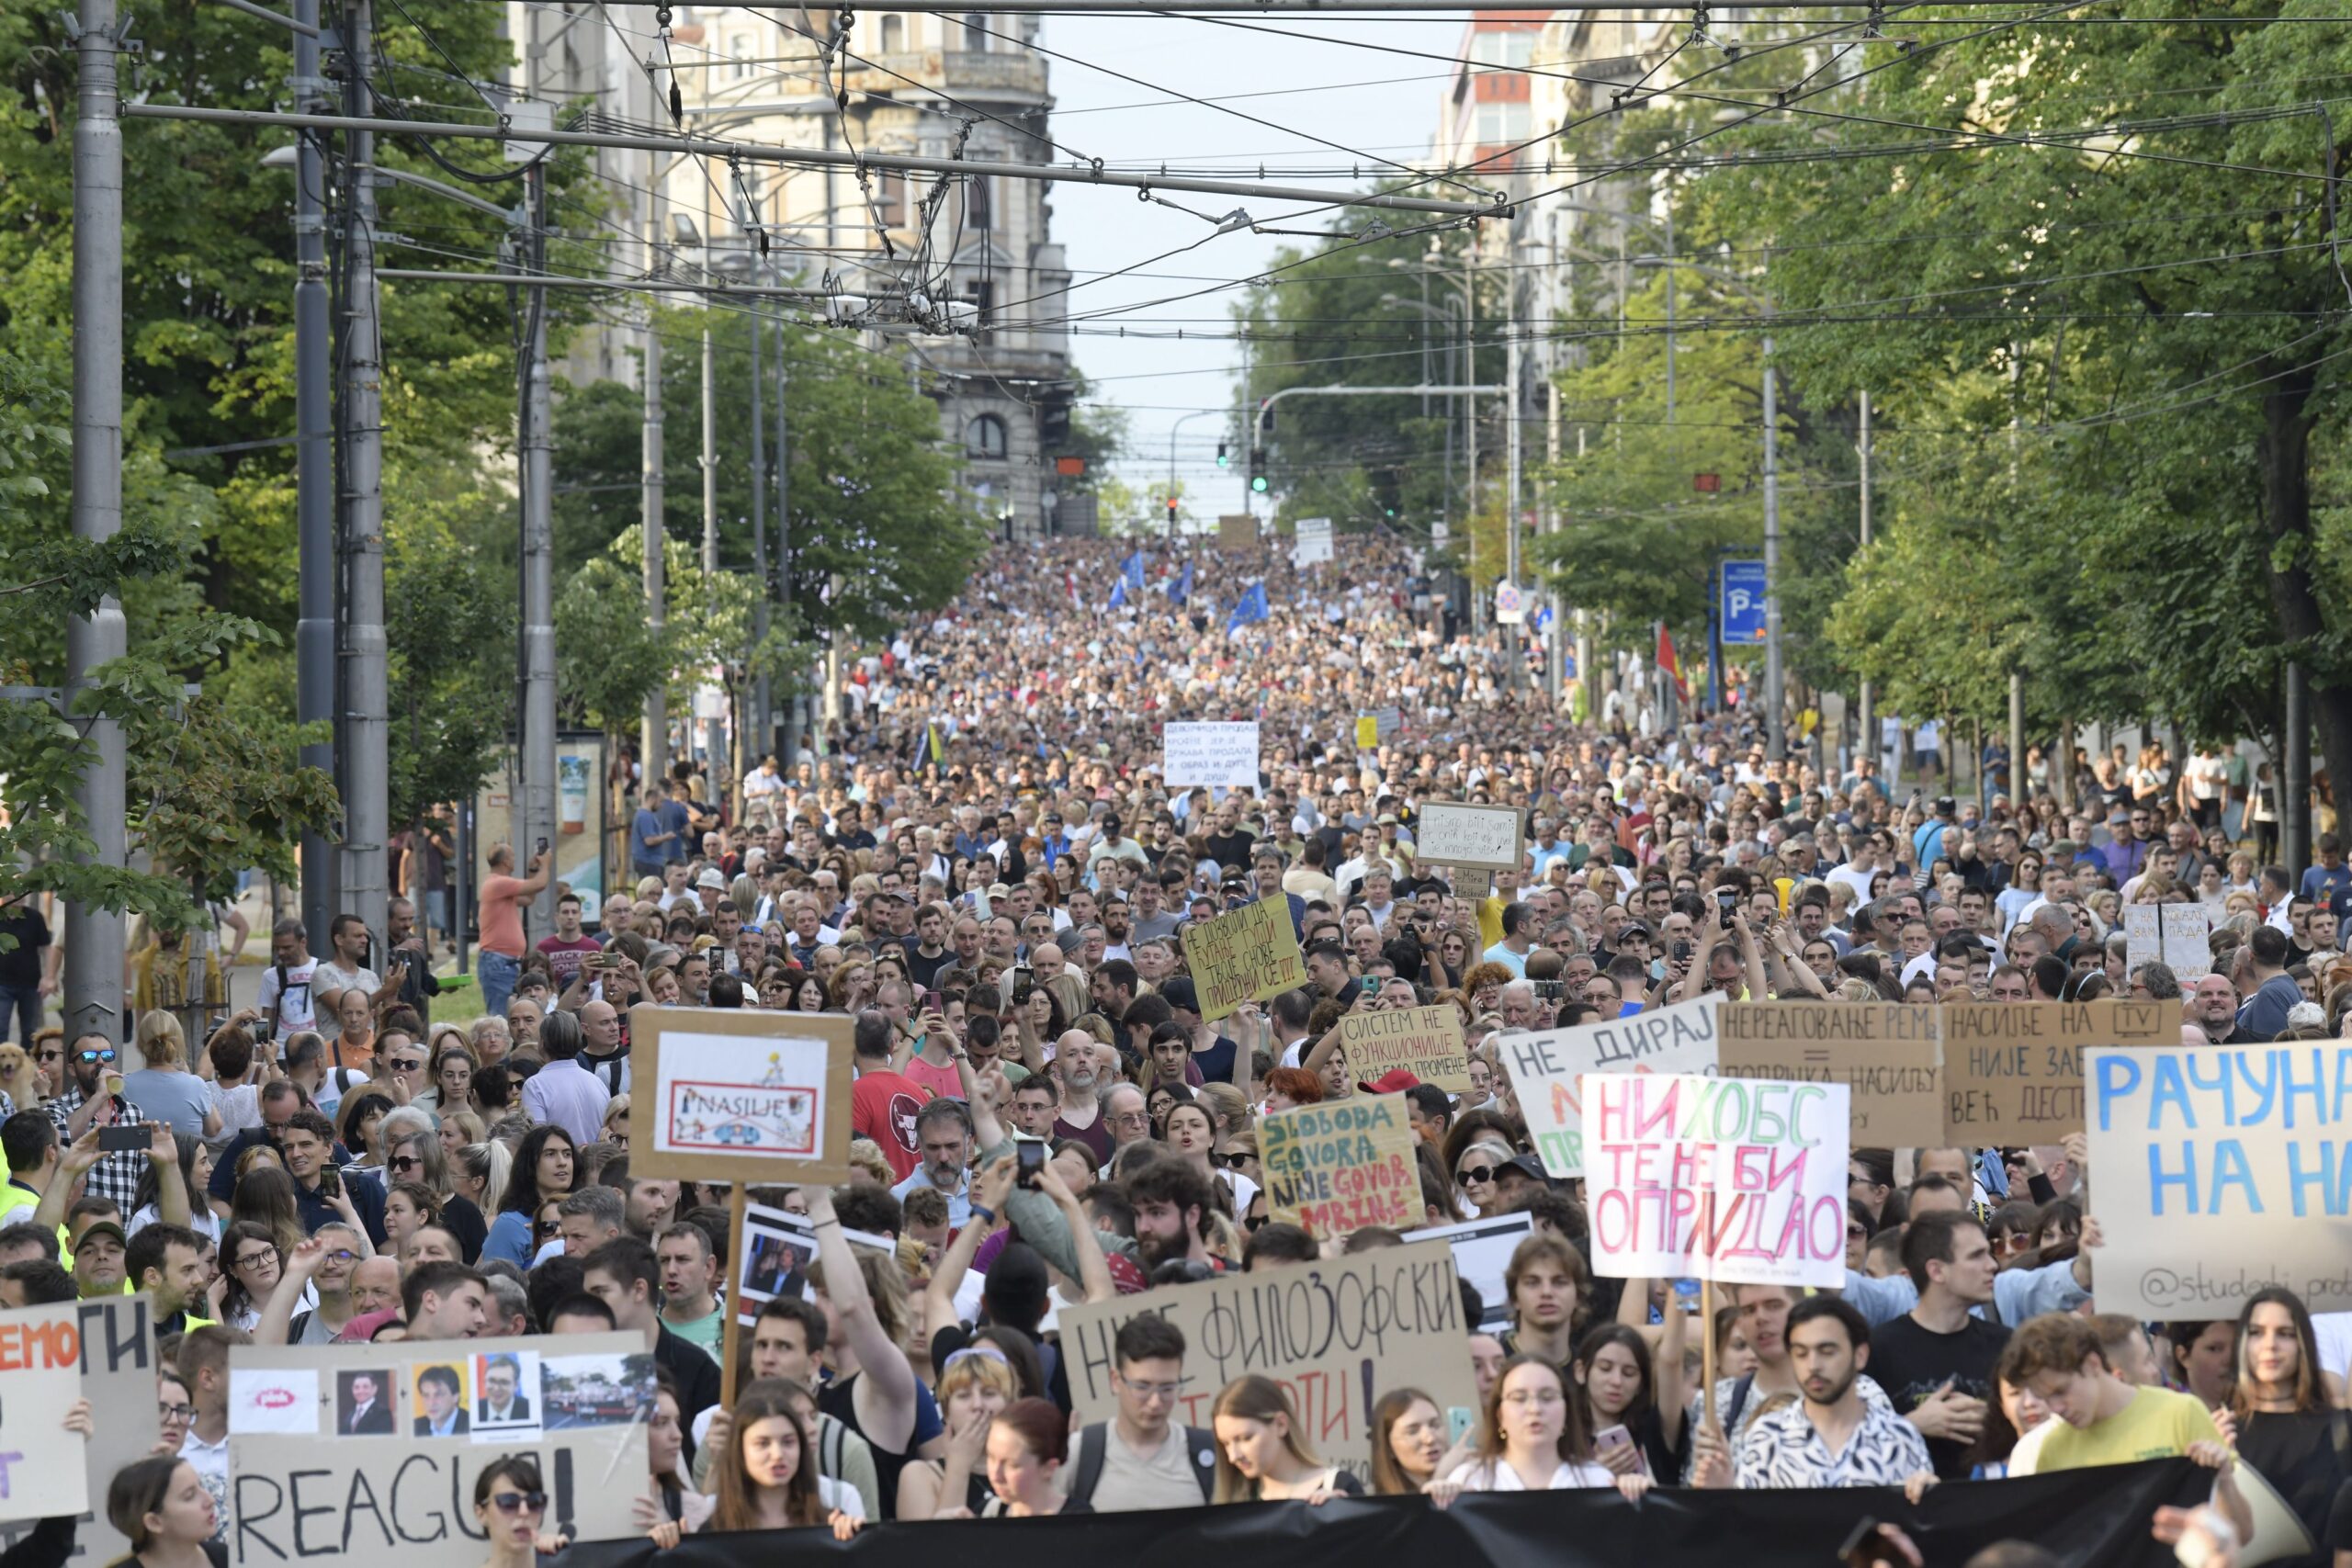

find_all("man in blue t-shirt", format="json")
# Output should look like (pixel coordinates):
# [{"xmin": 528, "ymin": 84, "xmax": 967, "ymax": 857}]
[
  {"xmin": 629, "ymin": 787, "xmax": 675, "ymax": 880},
  {"xmin": 657, "ymin": 784, "xmax": 695, "ymax": 867},
  {"xmin": 2301, "ymin": 834, "xmax": 2352, "ymax": 922}
]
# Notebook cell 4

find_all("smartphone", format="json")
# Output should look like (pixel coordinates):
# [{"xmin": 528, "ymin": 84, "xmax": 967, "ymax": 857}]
[
  {"xmin": 1671, "ymin": 941, "xmax": 1692, "ymax": 964},
  {"xmin": 97, "ymin": 1124, "xmax": 147, "ymax": 1154},
  {"xmin": 1715, "ymin": 890, "xmax": 1737, "ymax": 923},
  {"xmin": 536, "ymin": 837, "xmax": 549, "ymax": 857},
  {"xmin": 1592, "ymin": 1424, "xmax": 1635, "ymax": 1461},
  {"xmin": 918, "ymin": 989, "xmax": 943, "ymax": 1015},
  {"xmin": 1015, "ymin": 1137, "xmax": 1046, "ymax": 1190},
  {"xmin": 1012, "ymin": 964, "xmax": 1035, "ymax": 1004}
]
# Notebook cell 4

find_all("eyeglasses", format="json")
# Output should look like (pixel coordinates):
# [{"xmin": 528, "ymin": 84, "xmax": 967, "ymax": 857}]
[
  {"xmin": 76, "ymin": 1049, "xmax": 118, "ymax": 1065},
  {"xmin": 1456, "ymin": 1165, "xmax": 1498, "ymax": 1186},
  {"xmin": 489, "ymin": 1492, "xmax": 548, "ymax": 1516},
  {"xmin": 1118, "ymin": 1375, "xmax": 1191, "ymax": 1402},
  {"xmin": 158, "ymin": 1402, "xmax": 195, "ymax": 1423},
  {"xmin": 234, "ymin": 1249, "xmax": 278, "ymax": 1269},
  {"xmin": 321, "ymin": 1248, "xmax": 358, "ymax": 1264}
]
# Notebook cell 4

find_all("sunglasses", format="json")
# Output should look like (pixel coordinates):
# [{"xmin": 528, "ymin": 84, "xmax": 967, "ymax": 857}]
[
  {"xmin": 1212, "ymin": 1151, "xmax": 1252, "ymax": 1169},
  {"xmin": 537, "ymin": 1220, "xmax": 561, "ymax": 1235},
  {"xmin": 489, "ymin": 1492, "xmax": 548, "ymax": 1515},
  {"xmin": 1456, "ymin": 1165, "xmax": 1499, "ymax": 1186},
  {"xmin": 76, "ymin": 1049, "xmax": 118, "ymax": 1064},
  {"xmin": 390, "ymin": 1156, "xmax": 421, "ymax": 1173}
]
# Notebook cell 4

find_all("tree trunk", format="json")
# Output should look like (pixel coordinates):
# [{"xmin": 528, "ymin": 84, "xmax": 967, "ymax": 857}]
[{"xmin": 2258, "ymin": 361, "xmax": 2352, "ymax": 822}]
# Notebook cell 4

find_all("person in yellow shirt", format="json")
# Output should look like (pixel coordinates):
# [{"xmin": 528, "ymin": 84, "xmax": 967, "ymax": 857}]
[{"xmin": 2004, "ymin": 1313, "xmax": 2252, "ymax": 1537}]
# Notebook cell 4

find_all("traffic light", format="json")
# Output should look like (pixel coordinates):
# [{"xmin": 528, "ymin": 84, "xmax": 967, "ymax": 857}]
[
  {"xmin": 1248, "ymin": 446, "xmax": 1268, "ymax": 493},
  {"xmin": 1166, "ymin": 494, "xmax": 1179, "ymax": 527},
  {"xmin": 1216, "ymin": 440, "xmax": 1229, "ymax": 468}
]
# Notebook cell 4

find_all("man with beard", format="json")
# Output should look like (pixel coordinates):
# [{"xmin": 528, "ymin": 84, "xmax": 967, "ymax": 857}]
[
  {"xmin": 1101, "ymin": 895, "xmax": 1136, "ymax": 964},
  {"xmin": 889, "ymin": 1100, "xmax": 974, "ymax": 1224},
  {"xmin": 1126, "ymin": 1160, "xmax": 1219, "ymax": 1277},
  {"xmin": 43, "ymin": 1032, "xmax": 149, "ymax": 1211},
  {"xmin": 1695, "ymin": 1296, "xmax": 1932, "ymax": 1490},
  {"xmin": 1048, "ymin": 1028, "xmax": 1111, "ymax": 1163}
]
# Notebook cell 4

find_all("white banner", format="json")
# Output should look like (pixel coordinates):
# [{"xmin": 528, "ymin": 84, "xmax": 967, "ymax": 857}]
[
  {"xmin": 1161, "ymin": 721, "xmax": 1261, "ymax": 789},
  {"xmin": 1295, "ymin": 516, "xmax": 1333, "ymax": 566},
  {"xmin": 1496, "ymin": 996, "xmax": 1722, "ymax": 1177}
]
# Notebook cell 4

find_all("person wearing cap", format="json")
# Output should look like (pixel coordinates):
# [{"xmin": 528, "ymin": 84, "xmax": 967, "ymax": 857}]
[{"xmin": 72, "ymin": 1217, "xmax": 130, "ymax": 1300}]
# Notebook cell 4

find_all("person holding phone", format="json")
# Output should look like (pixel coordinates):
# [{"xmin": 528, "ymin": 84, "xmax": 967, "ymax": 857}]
[{"xmin": 474, "ymin": 844, "xmax": 551, "ymax": 1020}]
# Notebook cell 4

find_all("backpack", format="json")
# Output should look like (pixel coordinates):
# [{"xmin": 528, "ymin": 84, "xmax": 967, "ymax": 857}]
[{"xmin": 1064, "ymin": 1421, "xmax": 1215, "ymax": 1508}]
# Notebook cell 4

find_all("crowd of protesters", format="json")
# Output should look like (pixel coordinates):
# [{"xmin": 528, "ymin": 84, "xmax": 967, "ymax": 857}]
[{"xmin": 5, "ymin": 534, "xmax": 2348, "ymax": 1567}]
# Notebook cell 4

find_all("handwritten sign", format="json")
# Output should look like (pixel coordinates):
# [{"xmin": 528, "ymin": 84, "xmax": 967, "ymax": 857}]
[
  {"xmin": 1056, "ymin": 1241, "xmax": 1478, "ymax": 1478},
  {"xmin": 1259, "ymin": 1096, "xmax": 1420, "ymax": 1239},
  {"xmin": 1413, "ymin": 802, "xmax": 1525, "ymax": 873},
  {"xmin": 230, "ymin": 1333, "xmax": 648, "ymax": 1568},
  {"xmin": 1498, "ymin": 995, "xmax": 1721, "ymax": 1177},
  {"xmin": 1218, "ymin": 513, "xmax": 1256, "ymax": 550},
  {"xmin": 1181, "ymin": 895, "xmax": 1307, "ymax": 1022},
  {"xmin": 0, "ymin": 1295, "xmax": 159, "ymax": 1563},
  {"xmin": 2087, "ymin": 1043, "xmax": 2352, "ymax": 1317},
  {"xmin": 1941, "ymin": 1000, "xmax": 2172, "ymax": 1143},
  {"xmin": 0, "ymin": 1301, "xmax": 115, "ymax": 1529},
  {"xmin": 1338, "ymin": 1004, "xmax": 1470, "ymax": 1092},
  {"xmin": 1716, "ymin": 1002, "xmax": 1943, "ymax": 1147},
  {"xmin": 2124, "ymin": 906, "xmax": 2216, "ymax": 982},
  {"xmin": 1161, "ymin": 721, "xmax": 1261, "ymax": 790},
  {"xmin": 628, "ymin": 1007, "xmax": 854, "ymax": 1184},
  {"xmin": 1583, "ymin": 1072, "xmax": 1849, "ymax": 1289}
]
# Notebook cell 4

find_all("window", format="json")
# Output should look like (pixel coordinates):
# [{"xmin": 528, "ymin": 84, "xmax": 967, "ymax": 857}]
[
  {"xmin": 1476, "ymin": 100, "xmax": 1531, "ymax": 143},
  {"xmin": 965, "ymin": 174, "xmax": 992, "ymax": 232},
  {"xmin": 962, "ymin": 11, "xmax": 989, "ymax": 50},
  {"xmin": 730, "ymin": 34, "xmax": 751, "ymax": 79},
  {"xmin": 967, "ymin": 414, "xmax": 1008, "ymax": 459},
  {"xmin": 879, "ymin": 14, "xmax": 903, "ymax": 51}
]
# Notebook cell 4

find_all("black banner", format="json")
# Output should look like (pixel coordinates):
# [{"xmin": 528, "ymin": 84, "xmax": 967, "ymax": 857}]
[{"xmin": 564, "ymin": 1461, "xmax": 2208, "ymax": 1568}]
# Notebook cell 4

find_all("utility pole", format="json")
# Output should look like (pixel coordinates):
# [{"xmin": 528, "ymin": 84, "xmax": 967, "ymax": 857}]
[
  {"xmin": 749, "ymin": 299, "xmax": 770, "ymax": 771},
  {"xmin": 699, "ymin": 293, "xmax": 722, "ymax": 779},
  {"xmin": 65, "ymin": 0, "xmax": 126, "ymax": 1042},
  {"xmin": 1762, "ymin": 334, "xmax": 1785, "ymax": 762},
  {"xmin": 640, "ymin": 164, "xmax": 670, "ymax": 791},
  {"xmin": 337, "ymin": 0, "xmax": 390, "ymax": 945},
  {"xmin": 292, "ymin": 0, "xmax": 335, "ymax": 944},
  {"xmin": 1856, "ymin": 389, "xmax": 1873, "ymax": 773},
  {"xmin": 776, "ymin": 329, "xmax": 796, "ymax": 767},
  {"xmin": 518, "ymin": 164, "xmax": 557, "ymax": 937},
  {"xmin": 2286, "ymin": 661, "xmax": 2312, "ymax": 874},
  {"xmin": 1504, "ymin": 326, "xmax": 1523, "ymax": 689}
]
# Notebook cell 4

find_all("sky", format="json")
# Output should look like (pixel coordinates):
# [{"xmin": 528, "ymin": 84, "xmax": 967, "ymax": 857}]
[{"xmin": 1025, "ymin": 14, "xmax": 1466, "ymax": 527}]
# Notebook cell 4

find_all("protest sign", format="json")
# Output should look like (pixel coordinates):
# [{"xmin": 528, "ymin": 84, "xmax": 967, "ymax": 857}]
[
  {"xmin": 2086, "ymin": 1043, "xmax": 2352, "ymax": 1317},
  {"xmin": 1161, "ymin": 721, "xmax": 1261, "ymax": 789},
  {"xmin": 1354, "ymin": 715, "xmax": 1378, "ymax": 750},
  {"xmin": 1218, "ymin": 513, "xmax": 1256, "ymax": 549},
  {"xmin": 2164, "ymin": 905, "xmax": 2216, "ymax": 980},
  {"xmin": 1412, "ymin": 802, "xmax": 1524, "ymax": 873},
  {"xmin": 1182, "ymin": 895, "xmax": 1307, "ymax": 1021},
  {"xmin": 1715, "ymin": 1002, "xmax": 1943, "ymax": 1147},
  {"xmin": 1941, "ymin": 1000, "xmax": 2171, "ymax": 1144},
  {"xmin": 2123, "ymin": 906, "xmax": 2162, "ymax": 975},
  {"xmin": 0, "ymin": 1295, "xmax": 153, "ymax": 1543},
  {"xmin": 230, "ymin": 1332, "xmax": 648, "ymax": 1568},
  {"xmin": 1338, "ymin": 1003, "xmax": 1470, "ymax": 1093},
  {"xmin": 1258, "ymin": 1096, "xmax": 1420, "ymax": 1239},
  {"xmin": 1056, "ymin": 1241, "xmax": 1478, "ymax": 1477},
  {"xmin": 733, "ymin": 1201, "xmax": 896, "ymax": 1326},
  {"xmin": 1403, "ymin": 1213, "xmax": 1534, "ymax": 1332},
  {"xmin": 628, "ymin": 1007, "xmax": 854, "ymax": 1185},
  {"xmin": 1582, "ymin": 1072, "xmax": 1850, "ymax": 1288},
  {"xmin": 1498, "ymin": 996, "xmax": 1722, "ymax": 1177},
  {"xmin": 1295, "ymin": 516, "xmax": 1334, "ymax": 566}
]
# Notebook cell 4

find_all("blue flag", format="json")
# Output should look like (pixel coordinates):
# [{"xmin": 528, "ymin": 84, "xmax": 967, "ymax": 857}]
[
  {"xmin": 1108, "ymin": 575, "xmax": 1128, "ymax": 610},
  {"xmin": 1122, "ymin": 550, "xmax": 1146, "ymax": 591},
  {"xmin": 1226, "ymin": 581, "xmax": 1269, "ymax": 635},
  {"xmin": 1172, "ymin": 559, "xmax": 1193, "ymax": 605}
]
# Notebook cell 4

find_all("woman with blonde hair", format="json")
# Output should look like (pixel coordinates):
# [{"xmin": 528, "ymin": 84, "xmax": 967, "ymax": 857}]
[
  {"xmin": 1211, "ymin": 1374, "xmax": 1363, "ymax": 1502},
  {"xmin": 122, "ymin": 1009, "xmax": 220, "ymax": 1139},
  {"xmin": 899, "ymin": 1347, "xmax": 1018, "ymax": 1517}
]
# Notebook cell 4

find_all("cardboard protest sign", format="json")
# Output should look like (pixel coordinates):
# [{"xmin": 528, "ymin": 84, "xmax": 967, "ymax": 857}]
[
  {"xmin": 1941, "ymin": 1000, "xmax": 2171, "ymax": 1144},
  {"xmin": 1218, "ymin": 513, "xmax": 1256, "ymax": 549},
  {"xmin": 2086, "ymin": 1043, "xmax": 2352, "ymax": 1317},
  {"xmin": 1403, "ymin": 1213, "xmax": 1534, "ymax": 1332},
  {"xmin": 628, "ymin": 1006, "xmax": 854, "ymax": 1184},
  {"xmin": 1583, "ymin": 1072, "xmax": 1850, "ymax": 1288},
  {"xmin": 1498, "ymin": 996, "xmax": 1722, "ymax": 1177},
  {"xmin": 733, "ymin": 1201, "xmax": 896, "ymax": 1326},
  {"xmin": 1258, "ymin": 1096, "xmax": 1421, "ymax": 1239},
  {"xmin": 2123, "ymin": 906, "xmax": 2162, "ymax": 976},
  {"xmin": 0, "ymin": 1296, "xmax": 154, "ymax": 1540},
  {"xmin": 1294, "ymin": 516, "xmax": 1334, "ymax": 566},
  {"xmin": 2164, "ymin": 905, "xmax": 2216, "ymax": 980},
  {"xmin": 230, "ymin": 1333, "xmax": 649, "ymax": 1568},
  {"xmin": 1412, "ymin": 802, "xmax": 1525, "ymax": 873},
  {"xmin": 1161, "ymin": 721, "xmax": 1261, "ymax": 789},
  {"xmin": 1716, "ymin": 1002, "xmax": 1943, "ymax": 1147},
  {"xmin": 1338, "ymin": 1003, "xmax": 1470, "ymax": 1093},
  {"xmin": 1181, "ymin": 895, "xmax": 1307, "ymax": 1021},
  {"xmin": 1057, "ymin": 1241, "xmax": 1479, "ymax": 1477}
]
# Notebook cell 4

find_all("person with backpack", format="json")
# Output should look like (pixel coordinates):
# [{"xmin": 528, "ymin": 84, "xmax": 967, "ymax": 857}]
[{"xmin": 1060, "ymin": 1314, "xmax": 1217, "ymax": 1511}]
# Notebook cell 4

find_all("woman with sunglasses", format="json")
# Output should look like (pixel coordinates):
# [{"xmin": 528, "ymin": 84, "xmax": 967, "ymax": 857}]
[
  {"xmin": 472, "ymin": 1455, "xmax": 570, "ymax": 1568},
  {"xmin": 481, "ymin": 1124, "xmax": 575, "ymax": 1267},
  {"xmin": 1996, "ymin": 855, "xmax": 2043, "ymax": 935},
  {"xmin": 1164, "ymin": 1100, "xmax": 1259, "ymax": 1218},
  {"xmin": 1453, "ymin": 1138, "xmax": 1516, "ymax": 1220}
]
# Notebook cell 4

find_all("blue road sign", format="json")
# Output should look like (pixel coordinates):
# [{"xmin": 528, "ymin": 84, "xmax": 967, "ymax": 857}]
[{"xmin": 1720, "ymin": 558, "xmax": 1767, "ymax": 644}]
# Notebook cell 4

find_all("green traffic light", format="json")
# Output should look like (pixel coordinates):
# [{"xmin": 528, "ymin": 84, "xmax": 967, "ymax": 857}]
[{"xmin": 1250, "ymin": 476, "xmax": 1269, "ymax": 493}]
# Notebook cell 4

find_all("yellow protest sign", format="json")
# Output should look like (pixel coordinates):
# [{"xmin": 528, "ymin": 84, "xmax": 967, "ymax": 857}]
[
  {"xmin": 1259, "ymin": 1096, "xmax": 1421, "ymax": 1239},
  {"xmin": 1340, "ymin": 1003, "xmax": 1471, "ymax": 1093},
  {"xmin": 1181, "ymin": 895, "xmax": 1306, "ymax": 1021}
]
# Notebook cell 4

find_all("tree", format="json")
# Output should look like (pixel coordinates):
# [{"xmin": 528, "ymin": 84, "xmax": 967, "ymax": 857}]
[{"xmin": 384, "ymin": 454, "xmax": 514, "ymax": 831}]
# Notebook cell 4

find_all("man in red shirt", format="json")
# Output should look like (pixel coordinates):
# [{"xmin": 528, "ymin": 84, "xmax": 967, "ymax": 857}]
[
  {"xmin": 847, "ymin": 1009, "xmax": 930, "ymax": 1181},
  {"xmin": 535, "ymin": 892, "xmax": 605, "ymax": 989},
  {"xmin": 477, "ymin": 843, "xmax": 550, "ymax": 1019}
]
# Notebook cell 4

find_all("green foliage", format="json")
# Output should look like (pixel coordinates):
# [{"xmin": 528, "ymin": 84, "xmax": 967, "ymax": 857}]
[{"xmin": 384, "ymin": 454, "xmax": 514, "ymax": 829}]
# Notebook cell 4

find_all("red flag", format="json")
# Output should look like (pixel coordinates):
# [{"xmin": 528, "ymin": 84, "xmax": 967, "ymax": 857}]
[{"xmin": 1657, "ymin": 623, "xmax": 1690, "ymax": 703}]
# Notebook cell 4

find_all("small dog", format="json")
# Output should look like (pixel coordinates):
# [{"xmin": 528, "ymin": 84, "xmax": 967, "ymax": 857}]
[{"xmin": 0, "ymin": 1042, "xmax": 42, "ymax": 1112}]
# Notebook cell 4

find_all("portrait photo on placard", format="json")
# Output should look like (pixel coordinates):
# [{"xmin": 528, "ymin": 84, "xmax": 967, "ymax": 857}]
[
  {"xmin": 738, "ymin": 1215, "xmax": 818, "ymax": 1310},
  {"xmin": 472, "ymin": 1349, "xmax": 542, "ymax": 1435},
  {"xmin": 408, "ymin": 1359, "xmax": 473, "ymax": 1437},
  {"xmin": 334, "ymin": 1367, "xmax": 400, "ymax": 1438},
  {"xmin": 539, "ymin": 1350, "xmax": 657, "ymax": 1430}
]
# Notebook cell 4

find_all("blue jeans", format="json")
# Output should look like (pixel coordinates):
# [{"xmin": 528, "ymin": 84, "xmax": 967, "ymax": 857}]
[
  {"xmin": 478, "ymin": 951, "xmax": 520, "ymax": 1020},
  {"xmin": 0, "ymin": 983, "xmax": 38, "ymax": 1043}
]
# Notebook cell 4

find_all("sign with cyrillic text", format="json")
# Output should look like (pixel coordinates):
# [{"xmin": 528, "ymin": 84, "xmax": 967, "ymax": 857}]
[
  {"xmin": 1413, "ymin": 802, "xmax": 1525, "ymax": 873},
  {"xmin": 1500, "ymin": 996, "xmax": 1721, "ymax": 1177},
  {"xmin": 1161, "ymin": 721, "xmax": 1261, "ymax": 789},
  {"xmin": 1716, "ymin": 1002, "xmax": 1943, "ymax": 1147},
  {"xmin": 1259, "ymin": 1095, "xmax": 1420, "ymax": 1239},
  {"xmin": 1941, "ymin": 1000, "xmax": 2171, "ymax": 1144},
  {"xmin": 1055, "ymin": 1241, "xmax": 1478, "ymax": 1478},
  {"xmin": 1582, "ymin": 1072, "xmax": 1849, "ymax": 1289},
  {"xmin": 0, "ymin": 1294, "xmax": 159, "ymax": 1562},
  {"xmin": 1181, "ymin": 895, "xmax": 1307, "ymax": 1021},
  {"xmin": 2087, "ymin": 1043, "xmax": 2352, "ymax": 1317},
  {"xmin": 1339, "ymin": 1003, "xmax": 1470, "ymax": 1093},
  {"xmin": 0, "ymin": 1302, "xmax": 102, "ymax": 1527}
]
